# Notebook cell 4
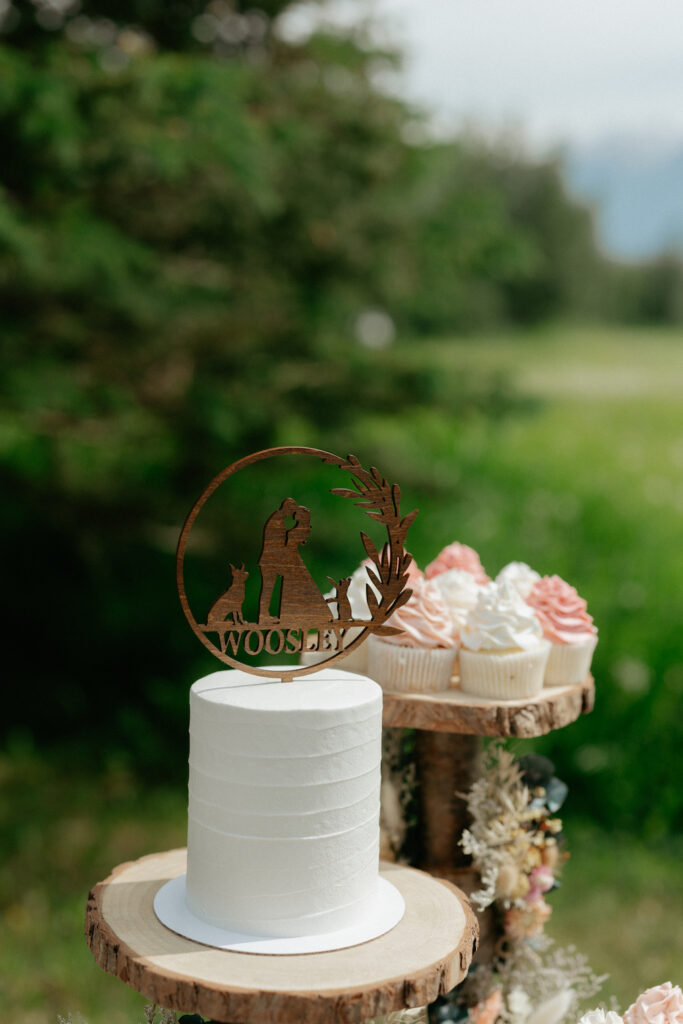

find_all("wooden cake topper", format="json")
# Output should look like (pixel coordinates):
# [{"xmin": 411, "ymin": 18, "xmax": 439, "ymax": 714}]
[{"xmin": 176, "ymin": 446, "xmax": 418, "ymax": 681}]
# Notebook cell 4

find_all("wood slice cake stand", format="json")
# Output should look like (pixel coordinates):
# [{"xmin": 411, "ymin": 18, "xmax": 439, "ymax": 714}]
[
  {"xmin": 85, "ymin": 848, "xmax": 478, "ymax": 1024},
  {"xmin": 380, "ymin": 677, "xmax": 595, "ymax": 959}
]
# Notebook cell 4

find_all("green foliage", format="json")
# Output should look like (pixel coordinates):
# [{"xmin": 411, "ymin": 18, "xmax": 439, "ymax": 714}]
[
  {"xmin": 4, "ymin": 0, "xmax": 291, "ymax": 53},
  {"xmin": 396, "ymin": 142, "xmax": 610, "ymax": 331},
  {"xmin": 617, "ymin": 252, "xmax": 683, "ymax": 324},
  {"xmin": 1, "ymin": 12, "xmax": 680, "ymax": 836},
  {"xmin": 0, "ymin": 31, "xmax": 523, "ymax": 774},
  {"xmin": 395, "ymin": 325, "xmax": 683, "ymax": 838}
]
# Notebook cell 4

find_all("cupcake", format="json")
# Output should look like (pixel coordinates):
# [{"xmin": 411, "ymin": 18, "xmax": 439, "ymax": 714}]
[
  {"xmin": 526, "ymin": 575, "xmax": 597, "ymax": 685},
  {"xmin": 425, "ymin": 541, "xmax": 490, "ymax": 584},
  {"xmin": 496, "ymin": 561, "xmax": 541, "ymax": 599},
  {"xmin": 299, "ymin": 560, "xmax": 380, "ymax": 673},
  {"xmin": 430, "ymin": 568, "xmax": 483, "ymax": 640},
  {"xmin": 367, "ymin": 578, "xmax": 457, "ymax": 693},
  {"xmin": 459, "ymin": 581, "xmax": 550, "ymax": 699}
]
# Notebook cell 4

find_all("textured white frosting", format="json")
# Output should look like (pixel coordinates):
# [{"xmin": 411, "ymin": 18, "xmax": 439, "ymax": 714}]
[
  {"xmin": 495, "ymin": 561, "xmax": 541, "ymax": 599},
  {"xmin": 461, "ymin": 581, "xmax": 545, "ymax": 652},
  {"xmin": 431, "ymin": 568, "xmax": 483, "ymax": 634},
  {"xmin": 186, "ymin": 667, "xmax": 383, "ymax": 937},
  {"xmin": 325, "ymin": 562, "xmax": 381, "ymax": 620}
]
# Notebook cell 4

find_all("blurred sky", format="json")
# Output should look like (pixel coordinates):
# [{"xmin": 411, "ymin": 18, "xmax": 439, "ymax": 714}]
[
  {"xmin": 308, "ymin": 0, "xmax": 683, "ymax": 150},
  {"xmin": 284, "ymin": 0, "xmax": 683, "ymax": 256}
]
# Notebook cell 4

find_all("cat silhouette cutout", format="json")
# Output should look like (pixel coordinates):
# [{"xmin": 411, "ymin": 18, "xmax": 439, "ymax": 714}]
[{"xmin": 326, "ymin": 576, "xmax": 352, "ymax": 622}]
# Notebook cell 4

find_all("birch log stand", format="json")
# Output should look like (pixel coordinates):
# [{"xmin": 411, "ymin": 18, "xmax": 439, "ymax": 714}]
[
  {"xmin": 85, "ymin": 850, "xmax": 477, "ymax": 1024},
  {"xmin": 381, "ymin": 676, "xmax": 595, "ymax": 960}
]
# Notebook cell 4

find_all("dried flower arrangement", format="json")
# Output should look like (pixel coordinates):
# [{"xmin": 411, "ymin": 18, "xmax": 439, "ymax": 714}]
[
  {"xmin": 460, "ymin": 742, "xmax": 567, "ymax": 940},
  {"xmin": 423, "ymin": 742, "xmax": 608, "ymax": 1024},
  {"xmin": 464, "ymin": 935, "xmax": 608, "ymax": 1024}
]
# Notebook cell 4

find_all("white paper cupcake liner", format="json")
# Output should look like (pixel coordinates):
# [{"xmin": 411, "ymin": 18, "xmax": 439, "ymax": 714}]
[
  {"xmin": 544, "ymin": 635, "xmax": 597, "ymax": 685},
  {"xmin": 367, "ymin": 635, "xmax": 457, "ymax": 694},
  {"xmin": 459, "ymin": 642, "xmax": 550, "ymax": 700}
]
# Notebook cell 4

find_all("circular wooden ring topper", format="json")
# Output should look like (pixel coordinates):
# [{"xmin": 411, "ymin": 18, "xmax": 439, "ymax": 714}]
[{"xmin": 176, "ymin": 446, "xmax": 418, "ymax": 681}]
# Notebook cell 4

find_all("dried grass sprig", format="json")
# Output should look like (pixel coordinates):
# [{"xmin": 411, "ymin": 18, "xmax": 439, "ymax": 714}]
[
  {"xmin": 466, "ymin": 935, "xmax": 607, "ymax": 1024},
  {"xmin": 459, "ymin": 742, "xmax": 532, "ymax": 911}
]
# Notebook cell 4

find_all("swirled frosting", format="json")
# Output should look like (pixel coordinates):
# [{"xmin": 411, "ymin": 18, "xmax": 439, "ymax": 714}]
[
  {"xmin": 431, "ymin": 568, "xmax": 483, "ymax": 636},
  {"xmin": 425, "ymin": 542, "xmax": 490, "ymax": 584},
  {"xmin": 496, "ymin": 561, "xmax": 541, "ymax": 599},
  {"xmin": 624, "ymin": 984, "xmax": 683, "ymax": 1024},
  {"xmin": 526, "ymin": 575, "xmax": 597, "ymax": 645},
  {"xmin": 383, "ymin": 577, "xmax": 456, "ymax": 649},
  {"xmin": 461, "ymin": 581, "xmax": 545, "ymax": 652}
]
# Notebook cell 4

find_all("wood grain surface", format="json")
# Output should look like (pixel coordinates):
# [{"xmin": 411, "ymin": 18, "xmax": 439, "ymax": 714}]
[
  {"xmin": 176, "ymin": 447, "xmax": 417, "ymax": 682},
  {"xmin": 85, "ymin": 849, "xmax": 478, "ymax": 1024},
  {"xmin": 381, "ymin": 676, "xmax": 594, "ymax": 736}
]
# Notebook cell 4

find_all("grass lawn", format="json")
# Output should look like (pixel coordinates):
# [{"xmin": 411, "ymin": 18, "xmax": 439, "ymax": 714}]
[
  {"xmin": 346, "ymin": 322, "xmax": 683, "ymax": 837},
  {"xmin": 548, "ymin": 824, "xmax": 683, "ymax": 1004},
  {"xmin": 3, "ymin": 323, "xmax": 681, "ymax": 1021}
]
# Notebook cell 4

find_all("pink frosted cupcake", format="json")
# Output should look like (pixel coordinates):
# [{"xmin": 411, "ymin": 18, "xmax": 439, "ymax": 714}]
[
  {"xmin": 425, "ymin": 542, "xmax": 490, "ymax": 584},
  {"xmin": 367, "ymin": 578, "xmax": 457, "ymax": 693},
  {"xmin": 526, "ymin": 575, "xmax": 598, "ymax": 685},
  {"xmin": 459, "ymin": 582, "xmax": 550, "ymax": 699}
]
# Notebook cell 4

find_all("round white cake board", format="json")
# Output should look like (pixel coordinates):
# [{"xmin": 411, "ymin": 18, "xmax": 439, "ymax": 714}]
[{"xmin": 154, "ymin": 873, "xmax": 405, "ymax": 955}]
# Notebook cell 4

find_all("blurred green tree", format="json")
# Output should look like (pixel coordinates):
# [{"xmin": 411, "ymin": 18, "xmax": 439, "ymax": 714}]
[
  {"xmin": 0, "ymin": 10, "xmax": 521, "ymax": 767},
  {"xmin": 2, "ymin": 0, "xmax": 664, "ymax": 804}
]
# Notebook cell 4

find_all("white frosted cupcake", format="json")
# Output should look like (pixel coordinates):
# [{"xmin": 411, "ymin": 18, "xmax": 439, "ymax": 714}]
[
  {"xmin": 459, "ymin": 581, "xmax": 550, "ymax": 699},
  {"xmin": 430, "ymin": 568, "xmax": 483, "ymax": 640},
  {"xmin": 526, "ymin": 575, "xmax": 598, "ymax": 685},
  {"xmin": 367, "ymin": 578, "xmax": 457, "ymax": 693},
  {"xmin": 496, "ymin": 561, "xmax": 541, "ymax": 599}
]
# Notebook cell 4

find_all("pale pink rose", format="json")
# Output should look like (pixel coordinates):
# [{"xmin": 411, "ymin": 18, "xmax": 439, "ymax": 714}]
[
  {"xmin": 469, "ymin": 990, "xmax": 503, "ymax": 1024},
  {"xmin": 425, "ymin": 542, "xmax": 490, "ymax": 584},
  {"xmin": 624, "ymin": 983, "xmax": 683, "ymax": 1024},
  {"xmin": 526, "ymin": 574, "xmax": 596, "ymax": 645},
  {"xmin": 504, "ymin": 898, "xmax": 552, "ymax": 941},
  {"xmin": 526, "ymin": 864, "xmax": 554, "ymax": 902}
]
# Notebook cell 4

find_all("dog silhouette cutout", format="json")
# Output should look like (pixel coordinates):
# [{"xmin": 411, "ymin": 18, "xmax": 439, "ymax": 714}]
[{"xmin": 207, "ymin": 564, "xmax": 249, "ymax": 639}]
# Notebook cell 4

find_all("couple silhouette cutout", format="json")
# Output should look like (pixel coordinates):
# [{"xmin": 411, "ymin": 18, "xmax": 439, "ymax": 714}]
[{"xmin": 257, "ymin": 498, "xmax": 332, "ymax": 625}]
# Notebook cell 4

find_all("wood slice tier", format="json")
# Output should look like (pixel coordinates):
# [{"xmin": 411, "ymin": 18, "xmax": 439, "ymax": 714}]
[
  {"xmin": 85, "ymin": 848, "xmax": 478, "ymax": 1024},
  {"xmin": 381, "ymin": 676, "xmax": 594, "ymax": 736}
]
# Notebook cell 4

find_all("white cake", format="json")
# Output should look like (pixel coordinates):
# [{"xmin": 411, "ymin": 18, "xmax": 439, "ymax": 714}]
[{"xmin": 186, "ymin": 666, "xmax": 383, "ymax": 938}]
